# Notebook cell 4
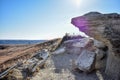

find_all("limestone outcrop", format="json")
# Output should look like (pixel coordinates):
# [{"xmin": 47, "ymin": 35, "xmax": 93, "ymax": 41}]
[
  {"xmin": 55, "ymin": 36, "xmax": 106, "ymax": 72},
  {"xmin": 71, "ymin": 12, "xmax": 120, "ymax": 80}
]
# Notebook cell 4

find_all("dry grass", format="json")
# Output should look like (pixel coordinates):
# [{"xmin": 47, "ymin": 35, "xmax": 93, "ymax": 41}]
[{"xmin": 0, "ymin": 38, "xmax": 62, "ymax": 72}]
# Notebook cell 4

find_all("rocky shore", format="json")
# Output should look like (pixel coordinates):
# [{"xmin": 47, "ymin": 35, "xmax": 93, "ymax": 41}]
[{"xmin": 0, "ymin": 12, "xmax": 120, "ymax": 80}]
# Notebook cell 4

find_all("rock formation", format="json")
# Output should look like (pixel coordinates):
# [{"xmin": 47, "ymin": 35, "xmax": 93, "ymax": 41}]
[{"xmin": 71, "ymin": 12, "xmax": 120, "ymax": 80}]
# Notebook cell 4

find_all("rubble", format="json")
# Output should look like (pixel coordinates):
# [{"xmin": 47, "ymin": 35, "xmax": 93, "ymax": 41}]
[
  {"xmin": 6, "ymin": 69, "xmax": 23, "ymax": 80},
  {"xmin": 27, "ymin": 49, "xmax": 49, "ymax": 73},
  {"xmin": 3, "ymin": 49, "xmax": 49, "ymax": 80}
]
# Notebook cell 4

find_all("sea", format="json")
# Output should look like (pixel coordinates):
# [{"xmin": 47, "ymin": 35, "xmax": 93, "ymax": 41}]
[{"xmin": 0, "ymin": 40, "xmax": 46, "ymax": 45}]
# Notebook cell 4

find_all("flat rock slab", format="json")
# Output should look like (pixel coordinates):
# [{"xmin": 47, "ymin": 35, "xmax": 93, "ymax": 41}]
[
  {"xmin": 75, "ymin": 50, "xmax": 96, "ymax": 72},
  {"xmin": 72, "ymin": 38, "xmax": 90, "ymax": 48}
]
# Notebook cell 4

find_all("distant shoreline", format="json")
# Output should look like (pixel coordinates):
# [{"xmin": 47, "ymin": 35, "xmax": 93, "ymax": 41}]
[{"xmin": 0, "ymin": 40, "xmax": 47, "ymax": 45}]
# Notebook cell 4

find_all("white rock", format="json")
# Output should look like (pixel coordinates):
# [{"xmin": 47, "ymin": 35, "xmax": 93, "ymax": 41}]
[
  {"xmin": 53, "ymin": 47, "xmax": 66, "ymax": 54},
  {"xmin": 38, "ymin": 50, "xmax": 49, "ymax": 60},
  {"xmin": 72, "ymin": 38, "xmax": 91, "ymax": 48},
  {"xmin": 75, "ymin": 50, "xmax": 96, "ymax": 72}
]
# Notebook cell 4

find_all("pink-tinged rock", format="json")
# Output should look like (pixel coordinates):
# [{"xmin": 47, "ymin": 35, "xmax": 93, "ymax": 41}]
[
  {"xmin": 71, "ymin": 16, "xmax": 89, "ymax": 34},
  {"xmin": 71, "ymin": 12, "xmax": 120, "ymax": 55}
]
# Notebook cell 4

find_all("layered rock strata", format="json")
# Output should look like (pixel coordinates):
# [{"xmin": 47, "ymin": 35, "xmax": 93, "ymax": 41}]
[{"xmin": 71, "ymin": 12, "xmax": 120, "ymax": 80}]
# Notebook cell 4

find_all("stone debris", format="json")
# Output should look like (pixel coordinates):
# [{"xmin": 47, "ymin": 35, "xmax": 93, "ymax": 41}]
[
  {"xmin": 1, "ymin": 49, "xmax": 49, "ymax": 80},
  {"xmin": 6, "ymin": 69, "xmax": 23, "ymax": 80},
  {"xmin": 27, "ymin": 49, "xmax": 49, "ymax": 73}
]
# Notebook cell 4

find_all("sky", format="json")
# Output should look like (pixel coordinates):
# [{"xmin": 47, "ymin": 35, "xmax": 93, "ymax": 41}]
[{"xmin": 0, "ymin": 0, "xmax": 120, "ymax": 40}]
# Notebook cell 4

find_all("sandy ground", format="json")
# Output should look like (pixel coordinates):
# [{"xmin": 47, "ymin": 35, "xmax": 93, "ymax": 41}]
[
  {"xmin": 0, "ymin": 45, "xmax": 34, "ymax": 64},
  {"xmin": 0, "ymin": 38, "xmax": 61, "ymax": 72},
  {"xmin": 31, "ymin": 52, "xmax": 99, "ymax": 80}
]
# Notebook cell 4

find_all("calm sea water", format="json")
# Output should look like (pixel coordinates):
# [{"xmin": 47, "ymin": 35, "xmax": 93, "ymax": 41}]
[{"xmin": 0, "ymin": 40, "xmax": 46, "ymax": 45}]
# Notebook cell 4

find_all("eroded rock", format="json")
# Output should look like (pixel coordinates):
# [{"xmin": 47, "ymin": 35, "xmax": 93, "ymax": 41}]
[
  {"xmin": 75, "ymin": 50, "xmax": 96, "ymax": 72},
  {"xmin": 71, "ymin": 12, "xmax": 120, "ymax": 79},
  {"xmin": 71, "ymin": 12, "xmax": 120, "ymax": 56}
]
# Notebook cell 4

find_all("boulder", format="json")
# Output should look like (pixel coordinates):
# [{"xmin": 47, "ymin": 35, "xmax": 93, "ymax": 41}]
[{"xmin": 75, "ymin": 50, "xmax": 96, "ymax": 72}]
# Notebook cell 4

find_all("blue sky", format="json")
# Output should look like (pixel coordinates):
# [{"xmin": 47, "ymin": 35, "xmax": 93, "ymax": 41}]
[{"xmin": 0, "ymin": 0, "xmax": 120, "ymax": 40}]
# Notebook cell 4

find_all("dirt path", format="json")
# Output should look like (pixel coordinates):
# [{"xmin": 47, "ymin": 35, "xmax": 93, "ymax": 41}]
[{"xmin": 31, "ymin": 52, "xmax": 99, "ymax": 80}]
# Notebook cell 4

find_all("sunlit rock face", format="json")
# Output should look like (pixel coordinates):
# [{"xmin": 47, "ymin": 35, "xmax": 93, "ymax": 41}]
[
  {"xmin": 71, "ymin": 12, "xmax": 120, "ymax": 56},
  {"xmin": 71, "ymin": 16, "xmax": 89, "ymax": 33}
]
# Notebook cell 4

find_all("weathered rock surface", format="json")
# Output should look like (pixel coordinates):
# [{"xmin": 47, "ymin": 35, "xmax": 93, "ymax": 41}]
[
  {"xmin": 62, "ymin": 37, "xmax": 107, "ymax": 72},
  {"xmin": 63, "ymin": 38, "xmax": 94, "ymax": 54},
  {"xmin": 71, "ymin": 12, "xmax": 120, "ymax": 80},
  {"xmin": 72, "ymin": 38, "xmax": 91, "ymax": 48},
  {"xmin": 75, "ymin": 50, "xmax": 96, "ymax": 72},
  {"xmin": 71, "ymin": 12, "xmax": 120, "ymax": 56},
  {"xmin": 52, "ymin": 47, "xmax": 66, "ymax": 54}
]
